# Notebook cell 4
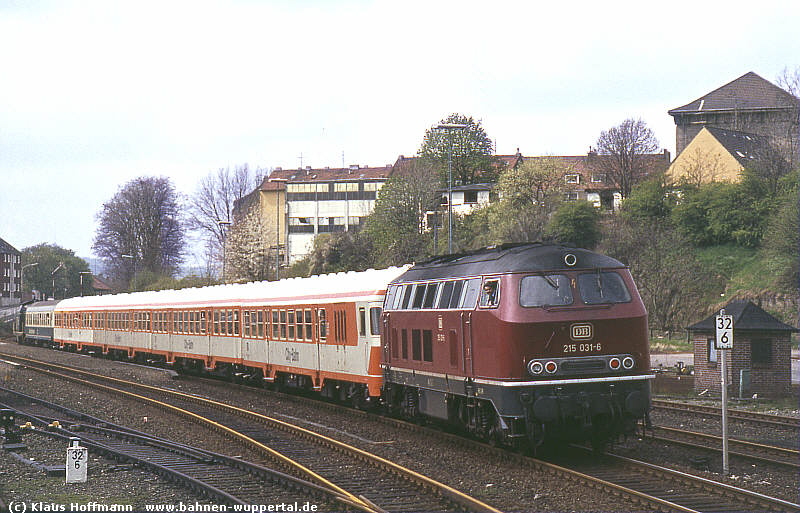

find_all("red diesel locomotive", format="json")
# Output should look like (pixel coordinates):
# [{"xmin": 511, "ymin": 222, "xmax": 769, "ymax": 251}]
[{"xmin": 380, "ymin": 243, "xmax": 652, "ymax": 450}]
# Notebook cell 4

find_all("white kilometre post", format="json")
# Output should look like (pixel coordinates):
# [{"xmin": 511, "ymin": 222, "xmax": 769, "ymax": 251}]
[
  {"xmin": 66, "ymin": 437, "xmax": 88, "ymax": 483},
  {"xmin": 715, "ymin": 308, "xmax": 734, "ymax": 477}
]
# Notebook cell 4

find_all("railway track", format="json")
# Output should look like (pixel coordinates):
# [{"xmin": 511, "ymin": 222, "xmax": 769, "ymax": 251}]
[
  {"xmin": 4, "ymin": 350, "xmax": 800, "ymax": 512},
  {"xmin": 649, "ymin": 424, "xmax": 800, "ymax": 469},
  {"xmin": 652, "ymin": 398, "xmax": 800, "ymax": 429},
  {"xmin": 0, "ymin": 352, "xmax": 502, "ymax": 513},
  {"xmin": 545, "ymin": 446, "xmax": 800, "ymax": 513},
  {"xmin": 0, "ymin": 386, "xmax": 342, "ymax": 509}
]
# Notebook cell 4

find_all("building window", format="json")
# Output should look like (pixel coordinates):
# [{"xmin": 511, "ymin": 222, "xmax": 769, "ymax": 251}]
[
  {"xmin": 751, "ymin": 339, "xmax": 772, "ymax": 364},
  {"xmin": 565, "ymin": 174, "xmax": 580, "ymax": 184},
  {"xmin": 564, "ymin": 192, "xmax": 579, "ymax": 201},
  {"xmin": 591, "ymin": 174, "xmax": 606, "ymax": 183},
  {"xmin": 707, "ymin": 338, "xmax": 718, "ymax": 363},
  {"xmin": 464, "ymin": 191, "xmax": 479, "ymax": 204}
]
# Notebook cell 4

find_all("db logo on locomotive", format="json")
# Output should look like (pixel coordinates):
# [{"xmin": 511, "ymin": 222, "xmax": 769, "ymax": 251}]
[{"xmin": 570, "ymin": 323, "xmax": 593, "ymax": 340}]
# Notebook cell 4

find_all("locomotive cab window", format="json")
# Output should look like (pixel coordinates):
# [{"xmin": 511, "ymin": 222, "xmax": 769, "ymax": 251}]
[
  {"xmin": 479, "ymin": 279, "xmax": 500, "ymax": 308},
  {"xmin": 520, "ymin": 274, "xmax": 573, "ymax": 307},
  {"xmin": 577, "ymin": 271, "xmax": 631, "ymax": 304}
]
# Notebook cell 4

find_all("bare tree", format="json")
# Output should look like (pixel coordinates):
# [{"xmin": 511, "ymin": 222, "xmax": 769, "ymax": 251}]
[
  {"xmin": 365, "ymin": 159, "xmax": 440, "ymax": 266},
  {"xmin": 776, "ymin": 66, "xmax": 800, "ymax": 166},
  {"xmin": 675, "ymin": 146, "xmax": 725, "ymax": 187},
  {"xmin": 594, "ymin": 118, "xmax": 660, "ymax": 199},
  {"xmin": 93, "ymin": 177, "xmax": 186, "ymax": 285},
  {"xmin": 600, "ymin": 217, "xmax": 721, "ymax": 332},
  {"xmin": 189, "ymin": 164, "xmax": 264, "ymax": 273},
  {"xmin": 223, "ymin": 194, "xmax": 275, "ymax": 283},
  {"xmin": 488, "ymin": 157, "xmax": 568, "ymax": 243}
]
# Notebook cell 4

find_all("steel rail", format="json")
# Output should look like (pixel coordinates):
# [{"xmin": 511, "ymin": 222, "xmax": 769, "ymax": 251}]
[
  {"xmin": 652, "ymin": 398, "xmax": 800, "ymax": 429},
  {"xmin": 0, "ymin": 351, "xmax": 503, "ymax": 513}
]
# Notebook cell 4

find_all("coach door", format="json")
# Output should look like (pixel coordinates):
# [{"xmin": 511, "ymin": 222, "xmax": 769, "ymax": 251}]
[{"xmin": 330, "ymin": 303, "xmax": 351, "ymax": 372}]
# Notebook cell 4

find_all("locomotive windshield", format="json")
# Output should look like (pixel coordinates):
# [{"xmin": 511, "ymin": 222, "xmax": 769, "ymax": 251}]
[
  {"xmin": 519, "ymin": 274, "xmax": 573, "ymax": 307},
  {"xmin": 577, "ymin": 271, "xmax": 631, "ymax": 304}
]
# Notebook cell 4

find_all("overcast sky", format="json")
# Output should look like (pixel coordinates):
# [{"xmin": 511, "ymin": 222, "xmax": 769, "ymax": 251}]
[{"xmin": 2, "ymin": 0, "xmax": 799, "ymax": 269}]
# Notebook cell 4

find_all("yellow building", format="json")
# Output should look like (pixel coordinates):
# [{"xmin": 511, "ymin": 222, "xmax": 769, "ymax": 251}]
[{"xmin": 666, "ymin": 127, "xmax": 770, "ymax": 186}]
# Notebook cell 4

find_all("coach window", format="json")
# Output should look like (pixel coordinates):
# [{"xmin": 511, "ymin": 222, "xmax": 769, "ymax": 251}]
[
  {"xmin": 370, "ymin": 307, "xmax": 381, "ymax": 335},
  {"xmin": 304, "ymin": 310, "xmax": 312, "ymax": 340},
  {"xmin": 359, "ymin": 307, "xmax": 366, "ymax": 336},
  {"xmin": 280, "ymin": 310, "xmax": 287, "ymax": 339},
  {"xmin": 317, "ymin": 309, "xmax": 327, "ymax": 341},
  {"xmin": 243, "ymin": 311, "xmax": 251, "ymax": 338},
  {"xmin": 271, "ymin": 310, "xmax": 279, "ymax": 339},
  {"xmin": 233, "ymin": 310, "xmax": 240, "ymax": 336},
  {"xmin": 479, "ymin": 280, "xmax": 500, "ymax": 308},
  {"xmin": 287, "ymin": 310, "xmax": 295, "ymax": 339}
]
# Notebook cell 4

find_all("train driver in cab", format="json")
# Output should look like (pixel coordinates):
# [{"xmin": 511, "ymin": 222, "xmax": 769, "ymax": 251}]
[{"xmin": 480, "ymin": 280, "xmax": 499, "ymax": 307}]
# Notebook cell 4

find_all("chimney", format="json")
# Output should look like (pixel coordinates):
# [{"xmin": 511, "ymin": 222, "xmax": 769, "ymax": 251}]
[
  {"xmin": 349, "ymin": 164, "xmax": 359, "ymax": 171},
  {"xmin": 274, "ymin": 167, "xmax": 282, "ymax": 171}
]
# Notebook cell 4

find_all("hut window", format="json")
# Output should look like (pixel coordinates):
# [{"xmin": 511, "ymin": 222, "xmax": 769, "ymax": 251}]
[{"xmin": 751, "ymin": 339, "xmax": 772, "ymax": 364}]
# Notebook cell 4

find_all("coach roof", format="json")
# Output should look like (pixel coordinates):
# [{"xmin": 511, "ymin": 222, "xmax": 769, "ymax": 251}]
[{"xmin": 394, "ymin": 243, "xmax": 625, "ymax": 283}]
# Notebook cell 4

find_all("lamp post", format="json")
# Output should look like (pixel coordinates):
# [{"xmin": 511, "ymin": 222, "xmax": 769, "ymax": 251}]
[
  {"xmin": 433, "ymin": 123, "xmax": 469, "ymax": 254},
  {"xmin": 21, "ymin": 262, "xmax": 38, "ymax": 302},
  {"xmin": 217, "ymin": 221, "xmax": 232, "ymax": 283},
  {"xmin": 121, "ymin": 254, "xmax": 135, "ymax": 291},
  {"xmin": 51, "ymin": 262, "xmax": 65, "ymax": 300},
  {"xmin": 79, "ymin": 271, "xmax": 92, "ymax": 297}
]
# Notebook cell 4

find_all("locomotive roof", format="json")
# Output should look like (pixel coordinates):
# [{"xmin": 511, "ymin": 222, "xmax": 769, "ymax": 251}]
[
  {"xmin": 56, "ymin": 266, "xmax": 409, "ymax": 311},
  {"xmin": 394, "ymin": 243, "xmax": 625, "ymax": 283}
]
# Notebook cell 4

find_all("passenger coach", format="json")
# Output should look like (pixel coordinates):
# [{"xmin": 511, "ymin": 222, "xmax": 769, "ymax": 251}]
[{"xmin": 53, "ymin": 267, "xmax": 407, "ymax": 403}]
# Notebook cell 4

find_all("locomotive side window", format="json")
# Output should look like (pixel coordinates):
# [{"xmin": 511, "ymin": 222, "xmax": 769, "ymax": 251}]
[
  {"xmin": 520, "ymin": 275, "xmax": 573, "ymax": 307},
  {"xmin": 438, "ymin": 281, "xmax": 455, "ymax": 309},
  {"xmin": 479, "ymin": 279, "xmax": 500, "ymax": 307},
  {"xmin": 577, "ymin": 272, "xmax": 631, "ymax": 304},
  {"xmin": 422, "ymin": 283, "xmax": 439, "ymax": 309},
  {"xmin": 449, "ymin": 280, "xmax": 465, "ymax": 308},
  {"xmin": 401, "ymin": 285, "xmax": 415, "ymax": 309},
  {"xmin": 460, "ymin": 278, "xmax": 482, "ymax": 308},
  {"xmin": 385, "ymin": 285, "xmax": 398, "ymax": 310},
  {"xmin": 411, "ymin": 285, "xmax": 426, "ymax": 309}
]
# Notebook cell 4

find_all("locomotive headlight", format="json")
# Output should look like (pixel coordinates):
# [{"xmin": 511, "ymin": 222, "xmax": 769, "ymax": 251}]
[
  {"xmin": 622, "ymin": 356, "xmax": 635, "ymax": 370},
  {"xmin": 544, "ymin": 361, "xmax": 557, "ymax": 374},
  {"xmin": 528, "ymin": 361, "xmax": 544, "ymax": 375},
  {"xmin": 609, "ymin": 357, "xmax": 621, "ymax": 371}
]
